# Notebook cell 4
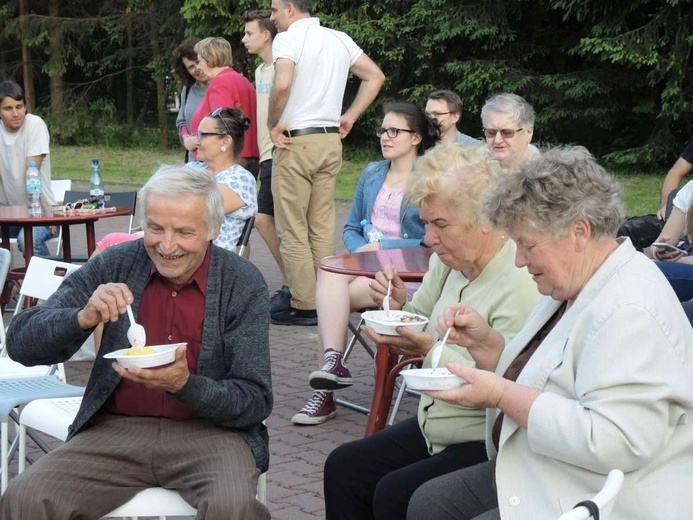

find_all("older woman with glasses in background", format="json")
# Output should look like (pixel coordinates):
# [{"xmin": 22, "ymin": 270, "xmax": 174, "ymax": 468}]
[
  {"xmin": 481, "ymin": 93, "xmax": 538, "ymax": 171},
  {"xmin": 190, "ymin": 37, "xmax": 259, "ymax": 176}
]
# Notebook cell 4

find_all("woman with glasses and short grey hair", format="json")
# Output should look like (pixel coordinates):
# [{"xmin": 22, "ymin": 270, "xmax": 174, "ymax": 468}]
[{"xmin": 481, "ymin": 93, "xmax": 538, "ymax": 171}]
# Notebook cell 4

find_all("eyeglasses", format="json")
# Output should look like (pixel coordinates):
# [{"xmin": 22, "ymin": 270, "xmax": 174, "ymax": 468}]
[
  {"xmin": 376, "ymin": 127, "xmax": 416, "ymax": 139},
  {"xmin": 211, "ymin": 107, "xmax": 231, "ymax": 135},
  {"xmin": 426, "ymin": 111, "xmax": 452, "ymax": 118},
  {"xmin": 197, "ymin": 131, "xmax": 227, "ymax": 140},
  {"xmin": 483, "ymin": 127, "xmax": 523, "ymax": 139}
]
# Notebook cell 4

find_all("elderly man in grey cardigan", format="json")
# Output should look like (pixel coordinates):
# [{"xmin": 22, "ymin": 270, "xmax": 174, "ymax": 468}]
[{"xmin": 1, "ymin": 165, "xmax": 272, "ymax": 520}]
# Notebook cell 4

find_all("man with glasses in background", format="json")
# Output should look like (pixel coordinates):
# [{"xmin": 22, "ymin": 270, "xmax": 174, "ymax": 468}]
[
  {"xmin": 425, "ymin": 90, "xmax": 481, "ymax": 147},
  {"xmin": 0, "ymin": 81, "xmax": 58, "ymax": 257},
  {"xmin": 268, "ymin": 0, "xmax": 385, "ymax": 326}
]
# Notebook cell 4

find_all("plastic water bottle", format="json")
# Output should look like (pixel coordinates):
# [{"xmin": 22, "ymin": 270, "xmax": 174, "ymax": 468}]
[
  {"xmin": 361, "ymin": 219, "xmax": 384, "ymax": 243},
  {"xmin": 89, "ymin": 158, "xmax": 105, "ymax": 208},
  {"xmin": 26, "ymin": 161, "xmax": 42, "ymax": 216}
]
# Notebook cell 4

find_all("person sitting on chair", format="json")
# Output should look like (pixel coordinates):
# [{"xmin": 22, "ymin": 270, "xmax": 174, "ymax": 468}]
[
  {"xmin": 1, "ymin": 164, "xmax": 272, "ymax": 520},
  {"xmin": 291, "ymin": 102, "xmax": 439, "ymax": 425},
  {"xmin": 407, "ymin": 146, "xmax": 693, "ymax": 520},
  {"xmin": 193, "ymin": 107, "xmax": 258, "ymax": 251},
  {"xmin": 322, "ymin": 143, "xmax": 540, "ymax": 520}
]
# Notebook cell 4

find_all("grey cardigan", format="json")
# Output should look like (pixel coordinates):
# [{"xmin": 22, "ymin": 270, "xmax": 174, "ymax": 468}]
[{"xmin": 6, "ymin": 240, "xmax": 273, "ymax": 471}]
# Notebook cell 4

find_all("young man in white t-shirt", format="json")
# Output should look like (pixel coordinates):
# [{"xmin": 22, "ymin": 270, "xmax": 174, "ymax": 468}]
[
  {"xmin": 241, "ymin": 10, "xmax": 292, "ymax": 314},
  {"xmin": 0, "ymin": 81, "xmax": 57, "ymax": 257}
]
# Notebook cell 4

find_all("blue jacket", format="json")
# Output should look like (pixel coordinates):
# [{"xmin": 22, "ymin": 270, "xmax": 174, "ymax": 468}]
[{"xmin": 343, "ymin": 160, "xmax": 425, "ymax": 253}]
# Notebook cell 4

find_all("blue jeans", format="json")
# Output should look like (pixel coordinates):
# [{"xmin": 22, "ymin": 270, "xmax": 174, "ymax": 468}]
[
  {"xmin": 656, "ymin": 261, "xmax": 693, "ymax": 302},
  {"xmin": 15, "ymin": 226, "xmax": 57, "ymax": 258}
]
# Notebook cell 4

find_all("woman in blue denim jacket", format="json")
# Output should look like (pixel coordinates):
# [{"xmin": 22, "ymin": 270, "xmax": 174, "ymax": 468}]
[
  {"xmin": 342, "ymin": 159, "xmax": 425, "ymax": 252},
  {"xmin": 292, "ymin": 102, "xmax": 441, "ymax": 425}
]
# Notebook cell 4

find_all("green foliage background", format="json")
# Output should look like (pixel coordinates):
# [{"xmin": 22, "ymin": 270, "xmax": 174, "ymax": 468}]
[{"xmin": 0, "ymin": 0, "xmax": 691, "ymax": 166}]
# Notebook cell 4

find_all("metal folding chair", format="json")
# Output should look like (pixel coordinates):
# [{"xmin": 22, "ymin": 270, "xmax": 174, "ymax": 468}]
[
  {"xmin": 236, "ymin": 216, "xmax": 255, "ymax": 259},
  {"xmin": 556, "ymin": 470, "xmax": 625, "ymax": 519}
]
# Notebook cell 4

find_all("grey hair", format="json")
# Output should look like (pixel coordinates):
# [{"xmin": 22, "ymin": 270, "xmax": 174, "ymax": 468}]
[
  {"xmin": 482, "ymin": 145, "xmax": 625, "ymax": 240},
  {"xmin": 481, "ymin": 93, "xmax": 535, "ymax": 129},
  {"xmin": 139, "ymin": 164, "xmax": 224, "ymax": 240},
  {"xmin": 407, "ymin": 141, "xmax": 502, "ymax": 226}
]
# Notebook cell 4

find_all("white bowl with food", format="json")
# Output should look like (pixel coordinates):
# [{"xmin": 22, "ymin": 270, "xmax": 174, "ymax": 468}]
[
  {"xmin": 401, "ymin": 368, "xmax": 466, "ymax": 391},
  {"xmin": 104, "ymin": 343, "xmax": 185, "ymax": 369},
  {"xmin": 361, "ymin": 310, "xmax": 429, "ymax": 336}
]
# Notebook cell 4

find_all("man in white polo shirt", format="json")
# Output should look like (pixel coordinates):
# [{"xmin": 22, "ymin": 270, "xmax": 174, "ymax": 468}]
[{"xmin": 268, "ymin": 0, "xmax": 385, "ymax": 326}]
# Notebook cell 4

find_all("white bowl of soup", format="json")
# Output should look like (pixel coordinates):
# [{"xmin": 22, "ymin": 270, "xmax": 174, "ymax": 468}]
[
  {"xmin": 104, "ymin": 343, "xmax": 185, "ymax": 369},
  {"xmin": 361, "ymin": 310, "xmax": 429, "ymax": 336},
  {"xmin": 401, "ymin": 368, "xmax": 466, "ymax": 391}
]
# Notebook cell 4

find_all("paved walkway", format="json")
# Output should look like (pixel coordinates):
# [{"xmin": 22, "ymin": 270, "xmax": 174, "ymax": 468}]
[{"xmin": 5, "ymin": 191, "xmax": 419, "ymax": 519}]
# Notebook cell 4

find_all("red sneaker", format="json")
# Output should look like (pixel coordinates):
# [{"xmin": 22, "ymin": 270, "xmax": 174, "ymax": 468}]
[
  {"xmin": 309, "ymin": 349, "xmax": 353, "ymax": 390},
  {"xmin": 291, "ymin": 390, "xmax": 337, "ymax": 425}
]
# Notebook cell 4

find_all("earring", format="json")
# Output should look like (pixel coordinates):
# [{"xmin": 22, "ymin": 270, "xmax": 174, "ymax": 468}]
[{"xmin": 221, "ymin": 146, "xmax": 227, "ymax": 152}]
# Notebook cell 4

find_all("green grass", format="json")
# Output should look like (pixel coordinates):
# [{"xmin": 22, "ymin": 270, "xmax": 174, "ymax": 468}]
[
  {"xmin": 52, "ymin": 145, "xmax": 663, "ymax": 216},
  {"xmin": 52, "ymin": 145, "xmax": 183, "ymax": 185}
]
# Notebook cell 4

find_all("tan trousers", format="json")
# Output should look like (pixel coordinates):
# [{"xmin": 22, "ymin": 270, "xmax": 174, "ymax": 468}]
[
  {"xmin": 272, "ymin": 132, "xmax": 342, "ymax": 309},
  {"xmin": 0, "ymin": 414, "xmax": 269, "ymax": 520}
]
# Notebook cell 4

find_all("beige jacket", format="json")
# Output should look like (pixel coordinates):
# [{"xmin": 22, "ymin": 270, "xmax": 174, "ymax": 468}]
[{"xmin": 489, "ymin": 239, "xmax": 693, "ymax": 519}]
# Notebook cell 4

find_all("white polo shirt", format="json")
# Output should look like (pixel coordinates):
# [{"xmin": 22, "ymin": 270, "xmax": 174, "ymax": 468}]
[
  {"xmin": 272, "ymin": 17, "xmax": 363, "ymax": 130},
  {"xmin": 0, "ymin": 113, "xmax": 55, "ymax": 207}
]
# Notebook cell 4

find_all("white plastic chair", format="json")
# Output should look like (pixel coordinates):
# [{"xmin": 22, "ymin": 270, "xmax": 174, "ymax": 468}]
[
  {"xmin": 556, "ymin": 470, "xmax": 625, "ymax": 519},
  {"xmin": 45, "ymin": 179, "xmax": 72, "ymax": 255},
  {"xmin": 0, "ymin": 257, "xmax": 84, "ymax": 492},
  {"xmin": 1, "ymin": 257, "xmax": 81, "ymax": 379},
  {"xmin": 18, "ymin": 397, "xmax": 267, "ymax": 518}
]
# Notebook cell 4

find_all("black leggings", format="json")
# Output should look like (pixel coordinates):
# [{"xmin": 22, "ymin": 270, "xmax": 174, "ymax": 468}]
[{"xmin": 323, "ymin": 417, "xmax": 487, "ymax": 520}]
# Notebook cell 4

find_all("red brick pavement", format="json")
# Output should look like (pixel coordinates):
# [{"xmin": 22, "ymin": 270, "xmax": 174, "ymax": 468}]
[{"xmin": 4, "ymin": 188, "xmax": 419, "ymax": 519}]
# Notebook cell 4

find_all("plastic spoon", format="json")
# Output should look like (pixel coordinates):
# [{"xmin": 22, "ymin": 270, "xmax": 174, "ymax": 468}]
[
  {"xmin": 125, "ymin": 304, "xmax": 147, "ymax": 348},
  {"xmin": 431, "ymin": 309, "xmax": 461, "ymax": 370},
  {"xmin": 383, "ymin": 279, "xmax": 392, "ymax": 318}
]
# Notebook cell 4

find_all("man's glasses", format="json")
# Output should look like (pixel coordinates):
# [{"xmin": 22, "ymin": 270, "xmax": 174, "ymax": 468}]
[
  {"xmin": 376, "ymin": 127, "xmax": 416, "ymax": 139},
  {"xmin": 483, "ymin": 127, "xmax": 523, "ymax": 139},
  {"xmin": 197, "ymin": 131, "xmax": 226, "ymax": 140},
  {"xmin": 426, "ymin": 111, "xmax": 452, "ymax": 118},
  {"xmin": 211, "ymin": 107, "xmax": 231, "ymax": 135}
]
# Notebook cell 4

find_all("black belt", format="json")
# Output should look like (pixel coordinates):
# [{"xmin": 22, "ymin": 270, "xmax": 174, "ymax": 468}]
[{"xmin": 283, "ymin": 127, "xmax": 339, "ymax": 138}]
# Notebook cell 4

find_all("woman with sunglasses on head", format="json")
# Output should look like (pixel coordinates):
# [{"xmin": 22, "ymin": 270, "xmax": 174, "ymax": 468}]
[
  {"xmin": 190, "ymin": 37, "xmax": 259, "ymax": 176},
  {"xmin": 290, "ymin": 102, "xmax": 440, "ymax": 423},
  {"xmin": 172, "ymin": 38, "xmax": 209, "ymax": 163},
  {"xmin": 481, "ymin": 93, "xmax": 539, "ymax": 171},
  {"xmin": 194, "ymin": 107, "xmax": 257, "ymax": 251}
]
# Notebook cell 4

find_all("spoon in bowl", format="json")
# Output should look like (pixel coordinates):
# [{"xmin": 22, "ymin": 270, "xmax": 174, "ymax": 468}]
[
  {"xmin": 431, "ymin": 309, "xmax": 461, "ymax": 370},
  {"xmin": 125, "ymin": 304, "xmax": 147, "ymax": 348},
  {"xmin": 383, "ymin": 279, "xmax": 392, "ymax": 318}
]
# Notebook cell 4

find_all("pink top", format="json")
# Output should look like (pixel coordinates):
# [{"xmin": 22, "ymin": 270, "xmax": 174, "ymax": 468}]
[
  {"xmin": 189, "ymin": 68, "xmax": 259, "ymax": 159},
  {"xmin": 97, "ymin": 232, "xmax": 140, "ymax": 251},
  {"xmin": 371, "ymin": 185, "xmax": 404, "ymax": 239}
]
